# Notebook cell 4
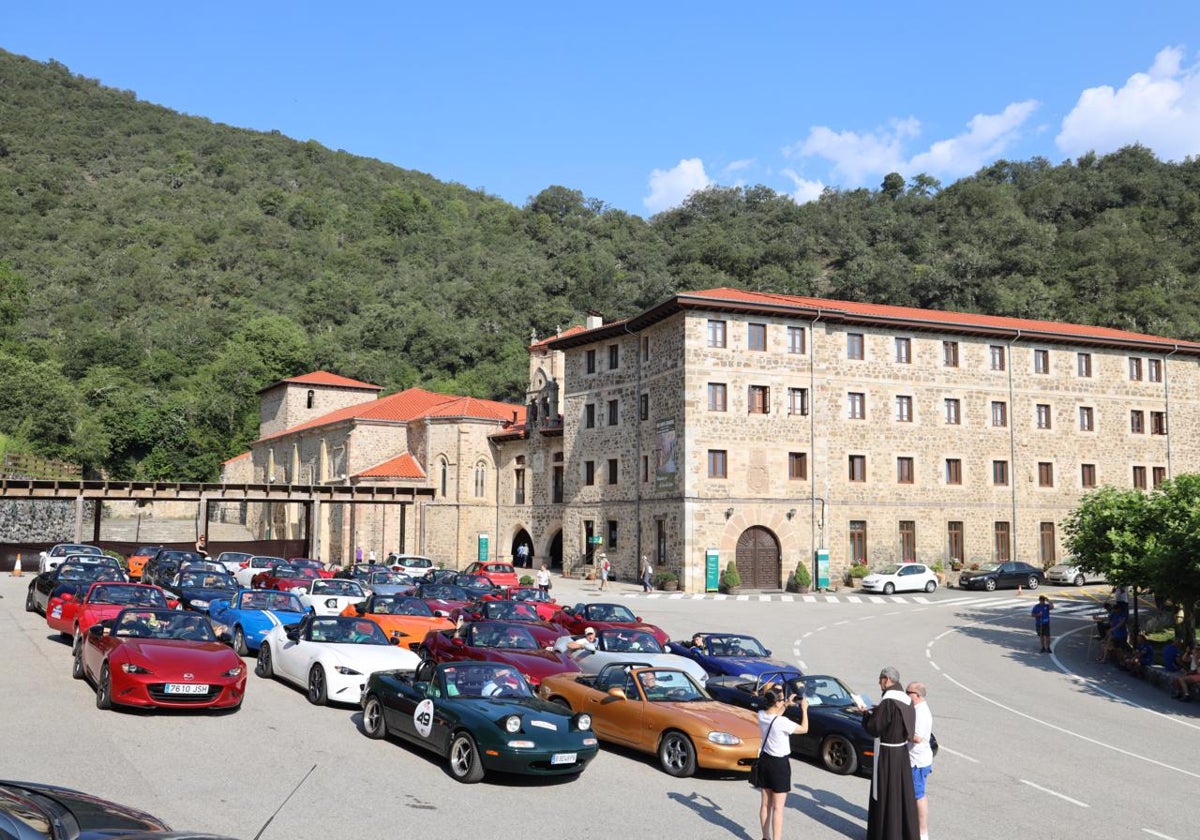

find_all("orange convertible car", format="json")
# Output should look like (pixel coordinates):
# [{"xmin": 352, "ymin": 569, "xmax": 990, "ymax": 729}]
[
  {"xmin": 539, "ymin": 664, "xmax": 761, "ymax": 777},
  {"xmin": 341, "ymin": 594, "xmax": 454, "ymax": 643}
]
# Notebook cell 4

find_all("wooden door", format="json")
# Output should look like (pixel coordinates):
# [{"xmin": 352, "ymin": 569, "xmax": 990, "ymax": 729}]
[{"xmin": 735, "ymin": 527, "xmax": 781, "ymax": 589}]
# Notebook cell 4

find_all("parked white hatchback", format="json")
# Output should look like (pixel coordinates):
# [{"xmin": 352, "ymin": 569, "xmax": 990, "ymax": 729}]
[
  {"xmin": 859, "ymin": 562, "xmax": 939, "ymax": 595},
  {"xmin": 1045, "ymin": 563, "xmax": 1106, "ymax": 587}
]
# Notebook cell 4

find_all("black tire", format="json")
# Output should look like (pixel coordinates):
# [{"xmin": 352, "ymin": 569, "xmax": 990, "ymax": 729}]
[
  {"xmin": 255, "ymin": 643, "xmax": 273, "ymax": 678},
  {"xmin": 1074, "ymin": 574, "xmax": 1086, "ymax": 587},
  {"xmin": 882, "ymin": 582, "xmax": 895, "ymax": 595},
  {"xmin": 658, "ymin": 730, "xmax": 697, "ymax": 777},
  {"xmin": 1027, "ymin": 576, "xmax": 1040, "ymax": 590},
  {"xmin": 307, "ymin": 664, "xmax": 328, "ymax": 705},
  {"xmin": 984, "ymin": 578, "xmax": 997, "ymax": 592},
  {"xmin": 448, "ymin": 731, "xmax": 485, "ymax": 783},
  {"xmin": 362, "ymin": 694, "xmax": 387, "ymax": 739},
  {"xmin": 821, "ymin": 734, "xmax": 858, "ymax": 775},
  {"xmin": 72, "ymin": 645, "xmax": 85, "ymax": 680},
  {"xmin": 924, "ymin": 580, "xmax": 937, "ymax": 593},
  {"xmin": 25, "ymin": 587, "xmax": 36, "ymax": 613},
  {"xmin": 549, "ymin": 696, "xmax": 572, "ymax": 710},
  {"xmin": 96, "ymin": 663, "xmax": 113, "ymax": 710},
  {"xmin": 233, "ymin": 626, "xmax": 248, "ymax": 657}
]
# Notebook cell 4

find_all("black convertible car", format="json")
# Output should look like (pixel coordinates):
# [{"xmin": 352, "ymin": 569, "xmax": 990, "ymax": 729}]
[
  {"xmin": 25, "ymin": 559, "xmax": 126, "ymax": 615},
  {"xmin": 705, "ymin": 670, "xmax": 935, "ymax": 775}
]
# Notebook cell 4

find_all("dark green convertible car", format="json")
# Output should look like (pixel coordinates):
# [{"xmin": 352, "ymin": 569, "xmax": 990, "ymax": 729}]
[{"xmin": 361, "ymin": 661, "xmax": 599, "ymax": 782}]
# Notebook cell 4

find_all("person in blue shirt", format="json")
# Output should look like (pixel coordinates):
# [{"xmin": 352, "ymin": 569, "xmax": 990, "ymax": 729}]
[
  {"xmin": 1163, "ymin": 639, "xmax": 1182, "ymax": 673},
  {"xmin": 1031, "ymin": 596, "xmax": 1053, "ymax": 653},
  {"xmin": 1124, "ymin": 632, "xmax": 1154, "ymax": 678},
  {"xmin": 1098, "ymin": 602, "xmax": 1129, "ymax": 662}
]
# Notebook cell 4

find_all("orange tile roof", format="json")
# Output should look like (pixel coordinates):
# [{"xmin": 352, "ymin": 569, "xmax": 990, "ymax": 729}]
[
  {"xmin": 530, "ymin": 324, "xmax": 587, "ymax": 350},
  {"xmin": 356, "ymin": 453, "xmax": 426, "ymax": 480},
  {"xmin": 258, "ymin": 370, "xmax": 381, "ymax": 394},
  {"xmin": 221, "ymin": 452, "xmax": 251, "ymax": 465}
]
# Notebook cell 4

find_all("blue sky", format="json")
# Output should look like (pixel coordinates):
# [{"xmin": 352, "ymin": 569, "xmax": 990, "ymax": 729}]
[{"xmin": 4, "ymin": 2, "xmax": 1199, "ymax": 217}]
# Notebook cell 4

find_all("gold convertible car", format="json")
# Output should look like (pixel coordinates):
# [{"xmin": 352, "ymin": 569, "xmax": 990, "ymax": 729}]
[{"xmin": 539, "ymin": 663, "xmax": 761, "ymax": 777}]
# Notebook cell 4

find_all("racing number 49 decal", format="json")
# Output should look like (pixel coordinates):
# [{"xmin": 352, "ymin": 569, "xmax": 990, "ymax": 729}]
[{"xmin": 414, "ymin": 698, "xmax": 434, "ymax": 738}]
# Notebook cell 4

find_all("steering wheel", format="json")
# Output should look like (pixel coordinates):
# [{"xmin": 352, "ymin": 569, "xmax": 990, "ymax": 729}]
[{"xmin": 665, "ymin": 687, "xmax": 689, "ymax": 700}]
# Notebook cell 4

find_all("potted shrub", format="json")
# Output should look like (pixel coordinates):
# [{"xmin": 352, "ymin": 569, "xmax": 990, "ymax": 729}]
[
  {"xmin": 931, "ymin": 562, "xmax": 946, "ymax": 586},
  {"xmin": 519, "ymin": 574, "xmax": 534, "ymax": 587},
  {"xmin": 720, "ymin": 561, "xmax": 742, "ymax": 594},
  {"xmin": 848, "ymin": 563, "xmax": 869, "ymax": 589},
  {"xmin": 654, "ymin": 570, "xmax": 679, "ymax": 591},
  {"xmin": 789, "ymin": 562, "xmax": 812, "ymax": 593}
]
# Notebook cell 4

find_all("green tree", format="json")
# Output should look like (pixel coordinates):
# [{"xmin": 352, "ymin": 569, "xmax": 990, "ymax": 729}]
[
  {"xmin": 1062, "ymin": 485, "xmax": 1151, "ymax": 592},
  {"xmin": 1142, "ymin": 475, "xmax": 1200, "ymax": 642}
]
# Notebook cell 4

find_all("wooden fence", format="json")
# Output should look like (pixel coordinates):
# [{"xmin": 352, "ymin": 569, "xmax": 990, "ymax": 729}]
[{"xmin": 0, "ymin": 453, "xmax": 83, "ymax": 480}]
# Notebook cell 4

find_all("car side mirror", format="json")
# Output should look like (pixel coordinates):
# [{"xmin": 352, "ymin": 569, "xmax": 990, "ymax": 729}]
[
  {"xmin": 218, "ymin": 632, "xmax": 233, "ymax": 644},
  {"xmin": 88, "ymin": 624, "xmax": 104, "ymax": 636},
  {"xmin": 635, "ymin": 617, "xmax": 642, "ymax": 622},
  {"xmin": 210, "ymin": 599, "xmax": 229, "ymax": 613},
  {"xmin": 354, "ymin": 603, "xmax": 366, "ymax": 615},
  {"xmin": 764, "ymin": 649, "xmax": 772, "ymax": 656},
  {"xmin": 285, "ymin": 629, "xmax": 299, "ymax": 642},
  {"xmin": 389, "ymin": 636, "xmax": 401, "ymax": 646},
  {"xmin": 606, "ymin": 687, "xmax": 627, "ymax": 701},
  {"xmin": 60, "ymin": 592, "xmax": 75, "ymax": 602},
  {"xmin": 451, "ymin": 637, "xmax": 465, "ymax": 648}
]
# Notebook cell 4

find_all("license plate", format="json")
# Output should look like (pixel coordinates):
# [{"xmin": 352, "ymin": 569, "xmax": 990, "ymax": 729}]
[
  {"xmin": 550, "ymin": 752, "xmax": 577, "ymax": 765},
  {"xmin": 164, "ymin": 683, "xmax": 209, "ymax": 694}
]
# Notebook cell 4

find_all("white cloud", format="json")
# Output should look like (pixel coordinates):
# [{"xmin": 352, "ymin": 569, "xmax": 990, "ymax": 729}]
[
  {"xmin": 643, "ymin": 158, "xmax": 712, "ymax": 214},
  {"xmin": 909, "ymin": 100, "xmax": 1038, "ymax": 176},
  {"xmin": 1056, "ymin": 47, "xmax": 1200, "ymax": 161},
  {"xmin": 786, "ymin": 118, "xmax": 919, "ymax": 183},
  {"xmin": 781, "ymin": 168, "xmax": 825, "ymax": 204},
  {"xmin": 722, "ymin": 158, "xmax": 755, "ymax": 174}
]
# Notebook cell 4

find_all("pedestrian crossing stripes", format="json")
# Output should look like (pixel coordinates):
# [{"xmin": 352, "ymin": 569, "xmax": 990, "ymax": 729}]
[{"xmin": 624, "ymin": 590, "xmax": 1105, "ymax": 613}]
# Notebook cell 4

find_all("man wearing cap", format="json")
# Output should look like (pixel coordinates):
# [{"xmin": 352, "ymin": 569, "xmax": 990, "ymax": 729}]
[
  {"xmin": 861, "ymin": 665, "xmax": 919, "ymax": 840},
  {"xmin": 558, "ymin": 627, "xmax": 599, "ymax": 653}
]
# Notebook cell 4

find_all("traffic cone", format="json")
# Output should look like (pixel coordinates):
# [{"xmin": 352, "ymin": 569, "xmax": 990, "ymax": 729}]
[
  {"xmin": 10, "ymin": 554, "xmax": 22, "ymax": 577},
  {"xmin": 1017, "ymin": 585, "xmax": 1022, "ymax": 595}
]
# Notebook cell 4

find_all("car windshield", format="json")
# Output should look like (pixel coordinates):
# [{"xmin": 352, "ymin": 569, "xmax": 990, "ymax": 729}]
[
  {"xmin": 308, "ymin": 617, "xmax": 389, "ymax": 645},
  {"xmin": 976, "ymin": 563, "xmax": 1002, "ymax": 572},
  {"xmin": 55, "ymin": 544, "xmax": 101, "ymax": 556},
  {"xmin": 312, "ymin": 580, "xmax": 364, "ymax": 596},
  {"xmin": 586, "ymin": 604, "xmax": 637, "ymax": 622},
  {"xmin": 179, "ymin": 573, "xmax": 236, "ymax": 590},
  {"xmin": 58, "ymin": 565, "xmax": 101, "ymax": 581},
  {"xmin": 421, "ymin": 584, "xmax": 467, "ymax": 600},
  {"xmin": 369, "ymin": 572, "xmax": 408, "ymax": 585},
  {"xmin": 874, "ymin": 564, "xmax": 901, "ymax": 575},
  {"xmin": 371, "ymin": 596, "xmax": 434, "ymax": 617},
  {"xmin": 399, "ymin": 558, "xmax": 432, "ymax": 568},
  {"xmin": 601, "ymin": 630, "xmax": 662, "ymax": 652},
  {"xmin": 792, "ymin": 675, "xmax": 855, "ymax": 707},
  {"xmin": 457, "ymin": 574, "xmax": 492, "ymax": 588},
  {"xmin": 441, "ymin": 664, "xmax": 533, "ymax": 699},
  {"xmin": 133, "ymin": 546, "xmax": 160, "ymax": 556},
  {"xmin": 470, "ymin": 624, "xmax": 538, "ymax": 650},
  {"xmin": 114, "ymin": 610, "xmax": 216, "ymax": 641},
  {"xmin": 637, "ymin": 669, "xmax": 706, "ymax": 702},
  {"xmin": 708, "ymin": 635, "xmax": 768, "ymax": 657},
  {"xmin": 217, "ymin": 552, "xmax": 252, "ymax": 564},
  {"xmin": 485, "ymin": 602, "xmax": 538, "ymax": 621},
  {"xmin": 238, "ymin": 592, "xmax": 303, "ymax": 612},
  {"xmin": 89, "ymin": 585, "xmax": 168, "ymax": 607},
  {"xmin": 252, "ymin": 557, "xmax": 285, "ymax": 567},
  {"xmin": 510, "ymin": 588, "xmax": 549, "ymax": 603},
  {"xmin": 162, "ymin": 552, "xmax": 203, "ymax": 564}
]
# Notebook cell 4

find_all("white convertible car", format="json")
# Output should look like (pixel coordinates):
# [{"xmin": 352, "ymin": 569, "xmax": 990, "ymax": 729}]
[
  {"xmin": 553, "ymin": 628, "xmax": 709, "ymax": 684},
  {"xmin": 297, "ymin": 578, "xmax": 367, "ymax": 615},
  {"xmin": 255, "ymin": 614, "xmax": 420, "ymax": 706}
]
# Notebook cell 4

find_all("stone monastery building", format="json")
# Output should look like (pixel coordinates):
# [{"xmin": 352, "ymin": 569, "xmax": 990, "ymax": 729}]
[{"xmin": 224, "ymin": 287, "xmax": 1200, "ymax": 593}]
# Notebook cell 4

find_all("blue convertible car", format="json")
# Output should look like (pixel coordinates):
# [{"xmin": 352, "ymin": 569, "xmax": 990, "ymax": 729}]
[
  {"xmin": 208, "ymin": 590, "xmax": 308, "ymax": 655},
  {"xmin": 666, "ymin": 632, "xmax": 800, "ymax": 679}
]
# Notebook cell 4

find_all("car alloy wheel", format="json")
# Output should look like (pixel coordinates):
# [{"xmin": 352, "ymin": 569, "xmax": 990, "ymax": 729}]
[
  {"xmin": 1074, "ymin": 574, "xmax": 1085, "ymax": 587},
  {"xmin": 924, "ymin": 580, "xmax": 937, "ymax": 593},
  {"xmin": 307, "ymin": 665, "xmax": 328, "ymax": 705},
  {"xmin": 363, "ymin": 695, "xmax": 387, "ymax": 739},
  {"xmin": 24, "ymin": 588, "xmax": 36, "ymax": 613},
  {"xmin": 448, "ymin": 732, "xmax": 485, "ymax": 783},
  {"xmin": 882, "ymin": 582, "xmax": 895, "ymax": 595},
  {"xmin": 984, "ymin": 578, "xmax": 997, "ymax": 591},
  {"xmin": 233, "ymin": 627, "xmax": 248, "ymax": 657},
  {"xmin": 1027, "ymin": 576, "xmax": 1040, "ymax": 590},
  {"xmin": 72, "ymin": 645, "xmax": 85, "ymax": 680},
  {"xmin": 658, "ymin": 731, "xmax": 697, "ymax": 777},
  {"xmin": 96, "ymin": 663, "xmax": 113, "ymax": 710},
  {"xmin": 255, "ymin": 644, "xmax": 273, "ymax": 678},
  {"xmin": 821, "ymin": 734, "xmax": 858, "ymax": 775}
]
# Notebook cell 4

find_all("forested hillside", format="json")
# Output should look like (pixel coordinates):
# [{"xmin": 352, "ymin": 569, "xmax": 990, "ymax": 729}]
[{"xmin": 2, "ymin": 49, "xmax": 1199, "ymax": 481}]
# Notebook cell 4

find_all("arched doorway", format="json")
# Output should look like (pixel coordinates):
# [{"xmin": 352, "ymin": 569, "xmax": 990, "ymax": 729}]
[
  {"xmin": 511, "ymin": 529, "xmax": 532, "ymax": 569},
  {"xmin": 736, "ymin": 526, "xmax": 782, "ymax": 589},
  {"xmin": 548, "ymin": 530, "xmax": 563, "ymax": 571}
]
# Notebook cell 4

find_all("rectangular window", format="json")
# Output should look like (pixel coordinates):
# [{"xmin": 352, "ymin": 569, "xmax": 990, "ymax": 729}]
[
  {"xmin": 1077, "ymin": 352, "xmax": 1092, "ymax": 377},
  {"xmin": 1148, "ymin": 358, "xmax": 1162, "ymax": 383},
  {"xmin": 848, "ymin": 392, "xmax": 866, "ymax": 420},
  {"xmin": 1131, "ymin": 410, "xmax": 1145, "ymax": 434},
  {"xmin": 1038, "ymin": 462, "xmax": 1054, "ymax": 487},
  {"xmin": 607, "ymin": 458, "xmax": 618, "ymax": 484},
  {"xmin": 584, "ymin": 461, "xmax": 595, "ymax": 486},
  {"xmin": 749, "ymin": 385, "xmax": 770, "ymax": 415},
  {"xmin": 947, "ymin": 522, "xmax": 964, "ymax": 563},
  {"xmin": 1034, "ymin": 348, "xmax": 1050, "ymax": 374},
  {"xmin": 607, "ymin": 520, "xmax": 618, "ymax": 550},
  {"xmin": 584, "ymin": 404, "xmax": 596, "ymax": 429},
  {"xmin": 895, "ymin": 337, "xmax": 911, "ymax": 364},
  {"xmin": 1151, "ymin": 411, "xmax": 1167, "ymax": 435},
  {"xmin": 708, "ymin": 383, "xmax": 727, "ymax": 412},
  {"xmin": 899, "ymin": 521, "xmax": 916, "ymax": 563},
  {"xmin": 748, "ymin": 323, "xmax": 767, "ymax": 351},
  {"xmin": 1133, "ymin": 466, "xmax": 1147, "ymax": 490},
  {"xmin": 708, "ymin": 319, "xmax": 727, "ymax": 348},
  {"xmin": 993, "ymin": 460, "xmax": 1009, "ymax": 486},
  {"xmin": 897, "ymin": 457, "xmax": 914, "ymax": 484},
  {"xmin": 990, "ymin": 345, "xmax": 1006, "ymax": 371},
  {"xmin": 514, "ymin": 469, "xmax": 525, "ymax": 505},
  {"xmin": 607, "ymin": 399, "xmax": 619, "ymax": 426},
  {"xmin": 640, "ymin": 393, "xmax": 649, "ymax": 421},
  {"xmin": 994, "ymin": 521, "xmax": 1012, "ymax": 562},
  {"xmin": 552, "ymin": 465, "xmax": 564, "ymax": 502},
  {"xmin": 849, "ymin": 455, "xmax": 867, "ymax": 482},
  {"xmin": 608, "ymin": 344, "xmax": 619, "ymax": 370},
  {"xmin": 849, "ymin": 521, "xmax": 867, "ymax": 565},
  {"xmin": 1081, "ymin": 463, "xmax": 1096, "ymax": 488},
  {"xmin": 991, "ymin": 401, "xmax": 1008, "ymax": 427},
  {"xmin": 1079, "ymin": 406, "xmax": 1094, "ymax": 432},
  {"xmin": 788, "ymin": 452, "xmax": 808, "ymax": 480},
  {"xmin": 1036, "ymin": 404, "xmax": 1052, "ymax": 429},
  {"xmin": 1129, "ymin": 357, "xmax": 1143, "ymax": 381},
  {"xmin": 945, "ymin": 398, "xmax": 961, "ymax": 425},
  {"xmin": 945, "ymin": 458, "xmax": 962, "ymax": 485},
  {"xmin": 847, "ymin": 333, "xmax": 864, "ymax": 360},
  {"xmin": 641, "ymin": 455, "xmax": 649, "ymax": 483},
  {"xmin": 708, "ymin": 449, "xmax": 727, "ymax": 479},
  {"xmin": 641, "ymin": 336, "xmax": 650, "ymax": 362},
  {"xmin": 1153, "ymin": 466, "xmax": 1167, "ymax": 488},
  {"xmin": 788, "ymin": 326, "xmax": 806, "ymax": 354},
  {"xmin": 788, "ymin": 388, "xmax": 809, "ymax": 416},
  {"xmin": 1039, "ymin": 522, "xmax": 1056, "ymax": 565},
  {"xmin": 943, "ymin": 341, "xmax": 959, "ymax": 367},
  {"xmin": 585, "ymin": 350, "xmax": 596, "ymax": 374},
  {"xmin": 896, "ymin": 395, "xmax": 913, "ymax": 422}
]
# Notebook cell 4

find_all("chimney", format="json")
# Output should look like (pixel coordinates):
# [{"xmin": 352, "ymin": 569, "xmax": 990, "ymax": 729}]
[{"xmin": 585, "ymin": 308, "xmax": 603, "ymax": 330}]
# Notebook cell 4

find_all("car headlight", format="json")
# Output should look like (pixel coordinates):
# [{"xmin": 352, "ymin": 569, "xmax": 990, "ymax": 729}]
[
  {"xmin": 334, "ymin": 665, "xmax": 362, "ymax": 675},
  {"xmin": 121, "ymin": 663, "xmax": 151, "ymax": 674},
  {"xmin": 223, "ymin": 664, "xmax": 245, "ymax": 677},
  {"xmin": 190, "ymin": 599, "xmax": 210, "ymax": 609},
  {"xmin": 707, "ymin": 731, "xmax": 742, "ymax": 745},
  {"xmin": 504, "ymin": 715, "xmax": 522, "ymax": 734},
  {"xmin": 576, "ymin": 713, "xmax": 592, "ymax": 731}
]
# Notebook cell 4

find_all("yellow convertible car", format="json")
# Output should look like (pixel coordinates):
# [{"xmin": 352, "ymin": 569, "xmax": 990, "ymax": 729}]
[{"xmin": 539, "ymin": 663, "xmax": 761, "ymax": 777}]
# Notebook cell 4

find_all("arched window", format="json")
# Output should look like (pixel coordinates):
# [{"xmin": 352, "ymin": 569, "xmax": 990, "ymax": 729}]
[
  {"xmin": 474, "ymin": 461, "xmax": 488, "ymax": 498},
  {"xmin": 306, "ymin": 390, "xmax": 315, "ymax": 409},
  {"xmin": 439, "ymin": 458, "xmax": 449, "ymax": 498}
]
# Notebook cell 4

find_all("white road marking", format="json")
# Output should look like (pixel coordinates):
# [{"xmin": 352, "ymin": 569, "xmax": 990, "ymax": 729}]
[
  {"xmin": 846, "ymin": 595, "xmax": 862, "ymax": 603},
  {"xmin": 1020, "ymin": 779, "xmax": 1088, "ymax": 807},
  {"xmin": 937, "ymin": 745, "xmax": 978, "ymax": 763},
  {"xmin": 802, "ymin": 595, "xmax": 817, "ymax": 603},
  {"xmin": 780, "ymin": 595, "xmax": 794, "ymax": 603},
  {"xmin": 758, "ymin": 595, "xmax": 771, "ymax": 602},
  {"xmin": 1142, "ymin": 829, "xmax": 1179, "ymax": 840},
  {"xmin": 888, "ymin": 596, "xmax": 907, "ymax": 603},
  {"xmin": 823, "ymin": 595, "xmax": 838, "ymax": 603},
  {"xmin": 713, "ymin": 594, "xmax": 727, "ymax": 601},
  {"xmin": 912, "ymin": 596, "xmax": 930, "ymax": 604},
  {"xmin": 736, "ymin": 595, "xmax": 749, "ymax": 601}
]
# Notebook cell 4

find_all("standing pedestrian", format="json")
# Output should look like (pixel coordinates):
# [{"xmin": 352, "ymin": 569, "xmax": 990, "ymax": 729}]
[
  {"xmin": 1032, "ymin": 595, "xmax": 1053, "ymax": 653},
  {"xmin": 536, "ymin": 563, "xmax": 551, "ymax": 594},
  {"xmin": 861, "ymin": 666, "xmax": 919, "ymax": 840},
  {"xmin": 355, "ymin": 546, "xmax": 363, "ymax": 564},
  {"xmin": 641, "ymin": 555, "xmax": 653, "ymax": 592},
  {"xmin": 598, "ymin": 552, "xmax": 610, "ymax": 591},
  {"xmin": 195, "ymin": 534, "xmax": 208, "ymax": 557},
  {"xmin": 516, "ymin": 542, "xmax": 530, "ymax": 569},
  {"xmin": 368, "ymin": 548, "xmax": 377, "ymax": 563},
  {"xmin": 753, "ymin": 688, "xmax": 808, "ymax": 840},
  {"xmin": 906, "ymin": 682, "xmax": 933, "ymax": 840}
]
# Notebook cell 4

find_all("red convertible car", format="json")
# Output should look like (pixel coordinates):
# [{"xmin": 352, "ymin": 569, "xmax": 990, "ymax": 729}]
[
  {"xmin": 448, "ymin": 600, "xmax": 562, "ymax": 647},
  {"xmin": 289, "ymin": 558, "xmax": 334, "ymax": 579},
  {"xmin": 252, "ymin": 564, "xmax": 321, "ymax": 591},
  {"xmin": 73, "ymin": 608, "xmax": 246, "ymax": 711},
  {"xmin": 414, "ymin": 583, "xmax": 473, "ymax": 616},
  {"xmin": 47, "ymin": 581, "xmax": 172, "ymax": 647},
  {"xmin": 418, "ymin": 621, "xmax": 580, "ymax": 688},
  {"xmin": 506, "ymin": 586, "xmax": 561, "ymax": 620},
  {"xmin": 549, "ymin": 602, "xmax": 670, "ymax": 646}
]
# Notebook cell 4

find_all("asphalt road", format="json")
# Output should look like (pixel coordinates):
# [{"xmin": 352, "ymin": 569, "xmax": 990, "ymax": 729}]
[{"xmin": 0, "ymin": 572, "xmax": 1194, "ymax": 840}]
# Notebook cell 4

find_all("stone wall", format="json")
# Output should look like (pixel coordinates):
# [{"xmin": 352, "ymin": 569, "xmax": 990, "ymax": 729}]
[{"xmin": 0, "ymin": 499, "xmax": 76, "ymax": 542}]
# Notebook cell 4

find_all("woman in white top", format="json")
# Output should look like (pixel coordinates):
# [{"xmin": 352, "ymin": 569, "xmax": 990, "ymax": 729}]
[{"xmin": 755, "ymin": 687, "xmax": 808, "ymax": 840}]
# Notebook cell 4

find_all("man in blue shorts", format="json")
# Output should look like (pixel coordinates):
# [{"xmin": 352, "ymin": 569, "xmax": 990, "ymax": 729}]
[{"xmin": 907, "ymin": 681, "xmax": 933, "ymax": 840}]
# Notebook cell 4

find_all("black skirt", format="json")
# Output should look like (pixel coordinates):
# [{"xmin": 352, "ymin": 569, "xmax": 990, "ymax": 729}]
[{"xmin": 757, "ymin": 753, "xmax": 791, "ymax": 793}]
